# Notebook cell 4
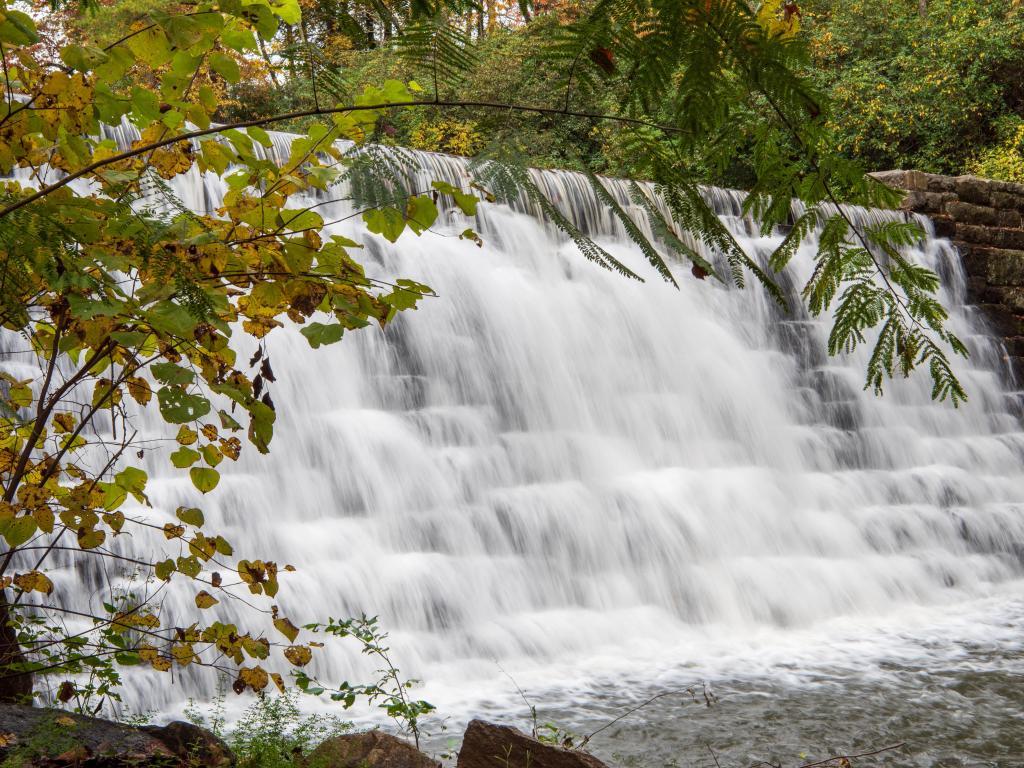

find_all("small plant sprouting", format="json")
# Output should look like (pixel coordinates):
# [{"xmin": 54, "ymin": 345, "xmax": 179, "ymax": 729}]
[{"xmin": 296, "ymin": 615, "xmax": 434, "ymax": 749}]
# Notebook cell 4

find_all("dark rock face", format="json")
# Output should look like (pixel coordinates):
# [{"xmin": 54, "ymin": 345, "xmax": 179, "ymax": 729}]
[
  {"xmin": 456, "ymin": 720, "xmax": 609, "ymax": 768},
  {"xmin": 0, "ymin": 704, "xmax": 231, "ymax": 767},
  {"xmin": 304, "ymin": 731, "xmax": 439, "ymax": 768},
  {"xmin": 872, "ymin": 170, "xmax": 1024, "ymax": 375},
  {"xmin": 141, "ymin": 721, "xmax": 234, "ymax": 767}
]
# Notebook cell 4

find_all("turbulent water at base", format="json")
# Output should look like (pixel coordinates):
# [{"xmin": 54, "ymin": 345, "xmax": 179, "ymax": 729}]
[{"xmin": 25, "ymin": 127, "xmax": 1024, "ymax": 765}]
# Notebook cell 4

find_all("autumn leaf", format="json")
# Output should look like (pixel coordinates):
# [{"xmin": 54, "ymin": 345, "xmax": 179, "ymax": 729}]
[
  {"xmin": 13, "ymin": 570, "xmax": 53, "ymax": 595},
  {"xmin": 195, "ymin": 590, "xmax": 219, "ymax": 609}
]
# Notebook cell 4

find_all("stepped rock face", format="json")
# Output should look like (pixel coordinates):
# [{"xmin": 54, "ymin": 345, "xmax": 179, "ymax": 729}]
[
  {"xmin": 456, "ymin": 720, "xmax": 609, "ymax": 768},
  {"xmin": 0, "ymin": 704, "xmax": 232, "ymax": 767},
  {"xmin": 304, "ymin": 731, "xmax": 439, "ymax": 768},
  {"xmin": 873, "ymin": 169, "xmax": 1024, "ymax": 372}
]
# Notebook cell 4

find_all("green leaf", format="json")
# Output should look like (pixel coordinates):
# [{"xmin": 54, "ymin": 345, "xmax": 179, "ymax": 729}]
[
  {"xmin": 406, "ymin": 196, "xmax": 438, "ymax": 235},
  {"xmin": 247, "ymin": 126, "xmax": 272, "ymax": 147},
  {"xmin": 78, "ymin": 528, "xmax": 106, "ymax": 550},
  {"xmin": 160, "ymin": 14, "xmax": 204, "ymax": 49},
  {"xmin": 114, "ymin": 467, "xmax": 149, "ymax": 504},
  {"xmin": 278, "ymin": 209, "xmax": 323, "ymax": 232},
  {"xmin": 0, "ymin": 517, "xmax": 37, "ymax": 547},
  {"xmin": 218, "ymin": 410, "xmax": 243, "ymax": 431},
  {"xmin": 222, "ymin": 21, "xmax": 257, "ymax": 52},
  {"xmin": 299, "ymin": 322, "xmax": 344, "ymax": 349},
  {"xmin": 248, "ymin": 401, "xmax": 276, "ymax": 454},
  {"xmin": 431, "ymin": 181, "xmax": 478, "ymax": 216},
  {"xmin": 0, "ymin": 9, "xmax": 38, "ymax": 45},
  {"xmin": 190, "ymin": 467, "xmax": 220, "ymax": 493},
  {"xmin": 176, "ymin": 555, "xmax": 201, "ymax": 578},
  {"xmin": 147, "ymin": 302, "xmax": 199, "ymax": 338},
  {"xmin": 125, "ymin": 26, "xmax": 171, "ymax": 68},
  {"xmin": 170, "ymin": 446, "xmax": 201, "ymax": 468},
  {"xmin": 158, "ymin": 386, "xmax": 212, "ymax": 424},
  {"xmin": 101, "ymin": 482, "xmax": 128, "ymax": 511},
  {"xmin": 155, "ymin": 559, "xmax": 176, "ymax": 580},
  {"xmin": 152, "ymin": 362, "xmax": 195, "ymax": 386},
  {"xmin": 269, "ymin": 0, "xmax": 301, "ymax": 24},
  {"xmin": 60, "ymin": 44, "xmax": 106, "ymax": 72},
  {"xmin": 363, "ymin": 208, "xmax": 405, "ymax": 243},
  {"xmin": 210, "ymin": 52, "xmax": 241, "ymax": 84},
  {"xmin": 176, "ymin": 507, "xmax": 204, "ymax": 527},
  {"xmin": 201, "ymin": 444, "xmax": 223, "ymax": 467}
]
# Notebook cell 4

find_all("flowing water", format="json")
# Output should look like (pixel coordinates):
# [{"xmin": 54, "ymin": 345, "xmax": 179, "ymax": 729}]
[{"xmin": 18, "ymin": 129, "xmax": 1024, "ymax": 765}]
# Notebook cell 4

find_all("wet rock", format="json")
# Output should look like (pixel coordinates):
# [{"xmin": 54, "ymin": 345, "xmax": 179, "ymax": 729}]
[
  {"xmin": 304, "ymin": 731, "xmax": 439, "ymax": 768},
  {"xmin": 932, "ymin": 215, "xmax": 957, "ymax": 237},
  {"xmin": 457, "ymin": 720, "xmax": 609, "ymax": 768},
  {"xmin": 141, "ymin": 721, "xmax": 234, "ymax": 767}
]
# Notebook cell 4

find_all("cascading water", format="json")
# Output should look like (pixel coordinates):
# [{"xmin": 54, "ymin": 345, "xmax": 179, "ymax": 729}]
[{"xmin": 20, "ymin": 127, "xmax": 1024, "ymax": 763}]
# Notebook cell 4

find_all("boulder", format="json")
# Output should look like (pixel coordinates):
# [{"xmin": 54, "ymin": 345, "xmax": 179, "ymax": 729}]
[
  {"xmin": 0, "ymin": 704, "xmax": 229, "ymax": 767},
  {"xmin": 304, "ymin": 731, "xmax": 439, "ymax": 768},
  {"xmin": 141, "ymin": 721, "xmax": 234, "ymax": 767},
  {"xmin": 457, "ymin": 720, "xmax": 609, "ymax": 768}
]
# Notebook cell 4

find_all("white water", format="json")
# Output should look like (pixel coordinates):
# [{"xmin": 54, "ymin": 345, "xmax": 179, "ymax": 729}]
[{"xmin": 19, "ymin": 129, "xmax": 1024, "ymax": 751}]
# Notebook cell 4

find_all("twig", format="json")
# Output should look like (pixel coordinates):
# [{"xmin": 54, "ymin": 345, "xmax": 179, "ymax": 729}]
[
  {"xmin": 495, "ymin": 661, "xmax": 538, "ymax": 738},
  {"xmin": 580, "ymin": 685, "xmax": 706, "ymax": 749},
  {"xmin": 794, "ymin": 743, "xmax": 906, "ymax": 768}
]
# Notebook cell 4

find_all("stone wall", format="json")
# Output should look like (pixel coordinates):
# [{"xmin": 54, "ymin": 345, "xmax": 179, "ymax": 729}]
[{"xmin": 872, "ymin": 170, "xmax": 1024, "ymax": 369}]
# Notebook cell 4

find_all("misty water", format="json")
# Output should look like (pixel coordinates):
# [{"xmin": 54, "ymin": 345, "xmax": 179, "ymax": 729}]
[{"xmin": 44, "ymin": 129, "xmax": 1024, "ymax": 765}]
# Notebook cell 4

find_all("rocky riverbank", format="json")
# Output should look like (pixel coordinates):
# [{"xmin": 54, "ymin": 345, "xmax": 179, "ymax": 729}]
[{"xmin": 0, "ymin": 704, "xmax": 607, "ymax": 768}]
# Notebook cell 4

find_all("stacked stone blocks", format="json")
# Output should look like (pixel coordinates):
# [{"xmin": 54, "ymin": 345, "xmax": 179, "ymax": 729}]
[{"xmin": 871, "ymin": 170, "xmax": 1024, "ymax": 368}]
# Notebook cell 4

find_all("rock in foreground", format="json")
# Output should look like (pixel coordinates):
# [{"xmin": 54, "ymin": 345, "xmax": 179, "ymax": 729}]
[
  {"xmin": 0, "ymin": 704, "xmax": 233, "ymax": 767},
  {"xmin": 305, "ymin": 731, "xmax": 440, "ymax": 768},
  {"xmin": 457, "ymin": 720, "xmax": 609, "ymax": 768}
]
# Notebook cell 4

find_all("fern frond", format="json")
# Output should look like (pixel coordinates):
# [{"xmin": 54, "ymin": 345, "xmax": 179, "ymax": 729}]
[
  {"xmin": 476, "ymin": 159, "xmax": 642, "ymax": 281},
  {"xmin": 628, "ymin": 183, "xmax": 720, "ymax": 282},
  {"xmin": 584, "ymin": 171, "xmax": 676, "ymax": 286}
]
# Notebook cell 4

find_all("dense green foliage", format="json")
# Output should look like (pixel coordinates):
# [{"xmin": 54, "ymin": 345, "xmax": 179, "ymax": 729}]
[
  {"xmin": 804, "ymin": 0, "xmax": 1024, "ymax": 178},
  {"xmin": 274, "ymin": 1, "xmax": 1024, "ymax": 183}
]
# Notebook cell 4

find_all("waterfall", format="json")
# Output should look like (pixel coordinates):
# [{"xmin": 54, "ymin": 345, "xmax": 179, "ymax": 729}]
[{"xmin": 13, "ymin": 127, "xmax": 1024, "ymax": 729}]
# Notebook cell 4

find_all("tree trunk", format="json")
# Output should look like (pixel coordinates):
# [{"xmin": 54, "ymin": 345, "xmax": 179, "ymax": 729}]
[
  {"xmin": 0, "ymin": 591, "xmax": 32, "ymax": 703},
  {"xmin": 918, "ymin": 0, "xmax": 927, "ymax": 17}
]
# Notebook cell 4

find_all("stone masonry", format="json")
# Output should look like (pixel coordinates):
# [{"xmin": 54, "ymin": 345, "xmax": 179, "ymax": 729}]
[{"xmin": 872, "ymin": 169, "xmax": 1024, "ymax": 372}]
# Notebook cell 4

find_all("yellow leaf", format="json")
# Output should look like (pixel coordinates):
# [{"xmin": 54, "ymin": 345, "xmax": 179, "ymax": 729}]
[
  {"xmin": 273, "ymin": 616, "xmax": 299, "ymax": 643},
  {"xmin": 52, "ymin": 412, "xmax": 75, "ymax": 433},
  {"xmin": 283, "ymin": 645, "xmax": 312, "ymax": 667},
  {"xmin": 237, "ymin": 665, "xmax": 269, "ymax": 692},
  {"xmin": 195, "ymin": 590, "xmax": 219, "ymax": 609},
  {"xmin": 126, "ymin": 377, "xmax": 152, "ymax": 406},
  {"xmin": 171, "ymin": 643, "xmax": 196, "ymax": 666},
  {"xmin": 13, "ymin": 570, "xmax": 53, "ymax": 595}
]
